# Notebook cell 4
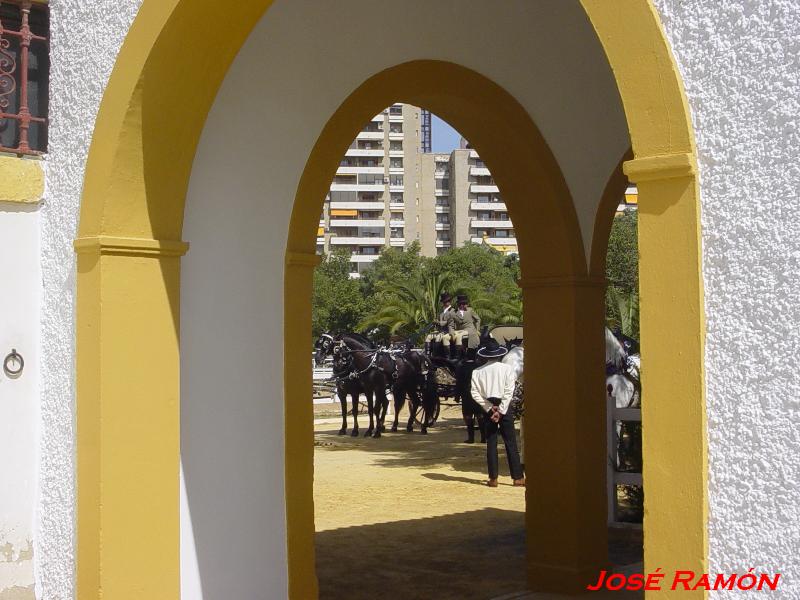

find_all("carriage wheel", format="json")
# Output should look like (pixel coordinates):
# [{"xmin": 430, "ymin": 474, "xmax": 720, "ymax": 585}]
[{"xmin": 413, "ymin": 395, "xmax": 440, "ymax": 428}]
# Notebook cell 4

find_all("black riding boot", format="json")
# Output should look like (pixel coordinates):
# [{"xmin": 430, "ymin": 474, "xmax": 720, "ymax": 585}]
[{"xmin": 449, "ymin": 343, "xmax": 457, "ymax": 359}]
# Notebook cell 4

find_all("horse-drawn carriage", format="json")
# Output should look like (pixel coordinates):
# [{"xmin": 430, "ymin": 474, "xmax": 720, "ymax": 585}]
[{"xmin": 313, "ymin": 325, "xmax": 525, "ymax": 438}]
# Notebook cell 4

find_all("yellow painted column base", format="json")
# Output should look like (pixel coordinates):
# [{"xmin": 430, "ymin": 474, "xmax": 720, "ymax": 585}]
[
  {"xmin": 522, "ymin": 278, "xmax": 608, "ymax": 594},
  {"xmin": 75, "ymin": 237, "xmax": 186, "ymax": 599}
]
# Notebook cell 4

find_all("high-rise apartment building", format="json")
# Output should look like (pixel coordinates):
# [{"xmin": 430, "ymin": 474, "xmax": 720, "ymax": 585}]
[
  {"xmin": 318, "ymin": 104, "xmax": 525, "ymax": 274},
  {"xmin": 317, "ymin": 103, "xmax": 422, "ymax": 275}
]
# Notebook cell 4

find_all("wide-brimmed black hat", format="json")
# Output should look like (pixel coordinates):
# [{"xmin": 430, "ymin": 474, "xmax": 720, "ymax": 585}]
[
  {"xmin": 477, "ymin": 338, "xmax": 508, "ymax": 359},
  {"xmin": 456, "ymin": 294, "xmax": 469, "ymax": 304},
  {"xmin": 440, "ymin": 292, "xmax": 452, "ymax": 303}
]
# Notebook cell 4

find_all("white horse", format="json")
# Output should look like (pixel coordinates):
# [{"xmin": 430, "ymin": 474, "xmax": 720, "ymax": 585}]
[
  {"xmin": 605, "ymin": 327, "xmax": 641, "ymax": 409},
  {"xmin": 502, "ymin": 346, "xmax": 525, "ymax": 459}
]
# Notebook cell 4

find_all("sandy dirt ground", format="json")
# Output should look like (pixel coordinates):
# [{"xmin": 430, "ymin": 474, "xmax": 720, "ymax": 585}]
[
  {"xmin": 313, "ymin": 404, "xmax": 641, "ymax": 600},
  {"xmin": 314, "ymin": 404, "xmax": 527, "ymax": 600}
]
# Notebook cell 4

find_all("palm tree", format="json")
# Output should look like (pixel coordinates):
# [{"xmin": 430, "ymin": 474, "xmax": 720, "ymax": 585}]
[
  {"xmin": 359, "ymin": 273, "xmax": 461, "ymax": 341},
  {"xmin": 471, "ymin": 292, "xmax": 523, "ymax": 328},
  {"xmin": 606, "ymin": 285, "xmax": 639, "ymax": 339}
]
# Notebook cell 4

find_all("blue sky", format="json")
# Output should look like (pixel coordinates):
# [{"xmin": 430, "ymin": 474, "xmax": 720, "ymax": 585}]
[{"xmin": 431, "ymin": 113, "xmax": 463, "ymax": 153}]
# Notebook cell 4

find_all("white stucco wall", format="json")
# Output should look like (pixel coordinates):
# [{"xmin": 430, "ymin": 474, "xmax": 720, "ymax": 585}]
[
  {"xmin": 39, "ymin": 2, "xmax": 142, "ymax": 598},
  {"xmin": 652, "ymin": 1, "xmax": 800, "ymax": 596},
  {"xmin": 0, "ymin": 204, "xmax": 40, "ymax": 599},
  {"xmin": 181, "ymin": 2, "xmax": 628, "ymax": 597}
]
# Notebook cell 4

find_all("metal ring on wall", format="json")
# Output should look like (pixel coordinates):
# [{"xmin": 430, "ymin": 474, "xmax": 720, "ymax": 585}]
[{"xmin": 4, "ymin": 349, "xmax": 24, "ymax": 377}]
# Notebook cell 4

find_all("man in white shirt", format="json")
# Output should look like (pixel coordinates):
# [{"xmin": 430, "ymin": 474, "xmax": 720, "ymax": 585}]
[{"xmin": 470, "ymin": 339, "xmax": 525, "ymax": 487}]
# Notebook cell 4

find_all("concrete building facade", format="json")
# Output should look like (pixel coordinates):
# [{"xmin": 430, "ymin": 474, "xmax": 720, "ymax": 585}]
[
  {"xmin": 318, "ymin": 109, "xmax": 521, "ymax": 275},
  {"xmin": 317, "ymin": 103, "xmax": 422, "ymax": 275}
]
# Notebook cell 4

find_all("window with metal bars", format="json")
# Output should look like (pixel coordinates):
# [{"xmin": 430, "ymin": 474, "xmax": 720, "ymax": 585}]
[{"xmin": 0, "ymin": 0, "xmax": 49, "ymax": 155}]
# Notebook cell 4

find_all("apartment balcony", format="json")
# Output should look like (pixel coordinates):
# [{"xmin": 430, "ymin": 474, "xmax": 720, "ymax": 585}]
[
  {"xmin": 389, "ymin": 184, "xmax": 404, "ymax": 193},
  {"xmin": 471, "ymin": 237, "xmax": 518, "ymax": 246},
  {"xmin": 435, "ymin": 223, "xmax": 450, "ymax": 231},
  {"xmin": 470, "ymin": 219, "xmax": 514, "ymax": 229},
  {"xmin": 330, "ymin": 201, "xmax": 384, "ymax": 210},
  {"xmin": 345, "ymin": 148, "xmax": 384, "ymax": 158},
  {"xmin": 435, "ymin": 189, "xmax": 449, "ymax": 197},
  {"xmin": 388, "ymin": 114, "xmax": 404, "ymax": 123},
  {"xmin": 371, "ymin": 113, "xmax": 385, "ymax": 122},
  {"xmin": 350, "ymin": 254, "xmax": 381, "ymax": 263},
  {"xmin": 388, "ymin": 167, "xmax": 404, "ymax": 175},
  {"xmin": 357, "ymin": 131, "xmax": 384, "ymax": 141},
  {"xmin": 388, "ymin": 132, "xmax": 404, "ymax": 141},
  {"xmin": 389, "ymin": 238, "xmax": 405, "ymax": 247},
  {"xmin": 389, "ymin": 219, "xmax": 405, "ymax": 228},
  {"xmin": 434, "ymin": 171, "xmax": 449, "ymax": 179},
  {"xmin": 330, "ymin": 219, "xmax": 385, "ymax": 228},
  {"xmin": 330, "ymin": 182, "xmax": 385, "ymax": 193},
  {"xmin": 469, "ymin": 150, "xmax": 479, "ymax": 159},
  {"xmin": 389, "ymin": 202, "xmax": 405, "ymax": 211},
  {"xmin": 316, "ymin": 237, "xmax": 324, "ymax": 245},
  {"xmin": 435, "ymin": 205, "xmax": 449, "ymax": 213},
  {"xmin": 330, "ymin": 236, "xmax": 386, "ymax": 245},
  {"xmin": 388, "ymin": 150, "xmax": 404, "ymax": 157},
  {"xmin": 336, "ymin": 166, "xmax": 383, "ymax": 175},
  {"xmin": 470, "ymin": 184, "xmax": 499, "ymax": 194},
  {"xmin": 435, "ymin": 240, "xmax": 452, "ymax": 248},
  {"xmin": 470, "ymin": 166, "xmax": 491, "ymax": 177},
  {"xmin": 470, "ymin": 201, "xmax": 507, "ymax": 211}
]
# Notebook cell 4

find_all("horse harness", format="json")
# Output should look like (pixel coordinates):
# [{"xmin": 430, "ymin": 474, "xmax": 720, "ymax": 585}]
[{"xmin": 331, "ymin": 341, "xmax": 415, "ymax": 383}]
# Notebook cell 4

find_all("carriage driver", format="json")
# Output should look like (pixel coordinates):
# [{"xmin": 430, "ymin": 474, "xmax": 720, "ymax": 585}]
[
  {"xmin": 425, "ymin": 292, "xmax": 454, "ymax": 355},
  {"xmin": 448, "ymin": 294, "xmax": 481, "ymax": 358}
]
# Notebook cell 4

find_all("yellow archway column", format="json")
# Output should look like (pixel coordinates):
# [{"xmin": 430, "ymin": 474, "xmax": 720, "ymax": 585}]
[
  {"xmin": 283, "ymin": 252, "xmax": 321, "ymax": 599},
  {"xmin": 625, "ymin": 154, "xmax": 707, "ymax": 595},
  {"xmin": 521, "ymin": 277, "xmax": 608, "ymax": 593},
  {"xmin": 74, "ymin": 236, "xmax": 187, "ymax": 599}
]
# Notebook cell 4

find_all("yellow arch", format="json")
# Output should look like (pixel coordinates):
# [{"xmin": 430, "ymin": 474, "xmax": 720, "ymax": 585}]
[{"xmin": 75, "ymin": 1, "xmax": 706, "ymax": 598}]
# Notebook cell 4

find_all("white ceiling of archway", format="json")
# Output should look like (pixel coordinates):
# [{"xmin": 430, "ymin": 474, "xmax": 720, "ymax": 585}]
[{"xmin": 196, "ymin": 0, "xmax": 630, "ymax": 261}]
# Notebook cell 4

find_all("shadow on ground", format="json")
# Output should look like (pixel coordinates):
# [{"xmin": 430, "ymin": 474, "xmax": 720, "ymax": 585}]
[
  {"xmin": 314, "ymin": 412, "xmax": 498, "ymax": 476},
  {"xmin": 316, "ymin": 508, "xmax": 526, "ymax": 600}
]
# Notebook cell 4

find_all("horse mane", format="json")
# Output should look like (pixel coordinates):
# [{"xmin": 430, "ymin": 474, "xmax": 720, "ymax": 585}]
[{"xmin": 339, "ymin": 332, "xmax": 375, "ymax": 349}]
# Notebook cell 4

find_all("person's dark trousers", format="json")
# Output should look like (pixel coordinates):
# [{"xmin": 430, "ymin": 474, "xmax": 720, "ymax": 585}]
[{"xmin": 486, "ymin": 411, "xmax": 524, "ymax": 480}]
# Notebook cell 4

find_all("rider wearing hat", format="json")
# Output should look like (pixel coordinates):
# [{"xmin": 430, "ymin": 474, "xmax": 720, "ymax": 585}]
[
  {"xmin": 470, "ymin": 338, "xmax": 525, "ymax": 488},
  {"xmin": 448, "ymin": 294, "xmax": 481, "ymax": 357},
  {"xmin": 425, "ymin": 292, "xmax": 454, "ymax": 355}
]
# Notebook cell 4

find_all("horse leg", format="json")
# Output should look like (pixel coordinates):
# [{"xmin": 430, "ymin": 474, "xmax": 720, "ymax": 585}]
[
  {"xmin": 462, "ymin": 397, "xmax": 475, "ymax": 443},
  {"xmin": 350, "ymin": 389, "xmax": 360, "ymax": 437},
  {"xmin": 405, "ymin": 388, "xmax": 417, "ymax": 433},
  {"xmin": 392, "ymin": 386, "xmax": 405, "ymax": 433},
  {"xmin": 337, "ymin": 387, "xmax": 347, "ymax": 435},
  {"xmin": 373, "ymin": 388, "xmax": 388, "ymax": 438},
  {"xmin": 363, "ymin": 390, "xmax": 374, "ymax": 437}
]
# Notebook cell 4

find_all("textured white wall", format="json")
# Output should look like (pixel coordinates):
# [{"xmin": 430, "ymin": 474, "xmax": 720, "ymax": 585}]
[
  {"xmin": 0, "ymin": 205, "xmax": 40, "ymax": 599},
  {"xmin": 653, "ymin": 1, "xmax": 800, "ymax": 595},
  {"xmin": 39, "ymin": 2, "xmax": 142, "ymax": 598}
]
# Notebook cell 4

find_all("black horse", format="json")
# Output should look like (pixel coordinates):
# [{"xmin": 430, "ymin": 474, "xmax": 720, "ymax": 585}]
[
  {"xmin": 315, "ymin": 334, "xmax": 366, "ymax": 436},
  {"xmin": 315, "ymin": 333, "xmax": 436, "ymax": 437}
]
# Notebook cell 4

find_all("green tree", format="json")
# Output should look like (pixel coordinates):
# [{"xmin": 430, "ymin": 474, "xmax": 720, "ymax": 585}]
[
  {"xmin": 358, "ymin": 241, "xmax": 427, "ymax": 301},
  {"xmin": 605, "ymin": 209, "xmax": 640, "ymax": 339},
  {"xmin": 312, "ymin": 248, "xmax": 366, "ymax": 337},
  {"xmin": 359, "ymin": 272, "xmax": 452, "ymax": 342}
]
